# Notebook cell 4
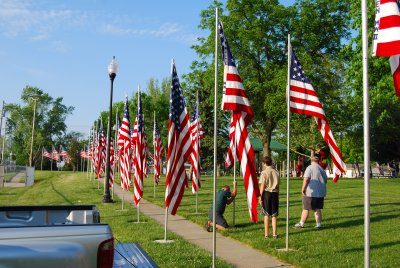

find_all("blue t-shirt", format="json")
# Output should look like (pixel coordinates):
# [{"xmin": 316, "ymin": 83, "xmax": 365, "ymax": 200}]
[
  {"xmin": 209, "ymin": 189, "xmax": 231, "ymax": 214},
  {"xmin": 304, "ymin": 163, "xmax": 327, "ymax": 197}
]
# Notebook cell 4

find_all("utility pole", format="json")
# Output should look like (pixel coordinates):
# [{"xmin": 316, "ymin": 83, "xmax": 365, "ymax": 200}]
[
  {"xmin": 29, "ymin": 97, "xmax": 39, "ymax": 167},
  {"xmin": 0, "ymin": 101, "xmax": 5, "ymax": 164}
]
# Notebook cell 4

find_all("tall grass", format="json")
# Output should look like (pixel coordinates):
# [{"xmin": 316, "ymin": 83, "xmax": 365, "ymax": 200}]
[{"xmin": 0, "ymin": 171, "xmax": 230, "ymax": 268}]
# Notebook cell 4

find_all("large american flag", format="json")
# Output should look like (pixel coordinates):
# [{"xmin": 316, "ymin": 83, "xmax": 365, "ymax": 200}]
[
  {"xmin": 42, "ymin": 148, "xmax": 52, "ymax": 159},
  {"xmin": 373, "ymin": 0, "xmax": 400, "ymax": 96},
  {"xmin": 132, "ymin": 92, "xmax": 146, "ymax": 206},
  {"xmin": 189, "ymin": 103, "xmax": 203, "ymax": 194},
  {"xmin": 118, "ymin": 96, "xmax": 132, "ymax": 191},
  {"xmin": 153, "ymin": 119, "xmax": 164, "ymax": 185},
  {"xmin": 219, "ymin": 20, "xmax": 260, "ymax": 223},
  {"xmin": 165, "ymin": 61, "xmax": 192, "ymax": 215},
  {"xmin": 372, "ymin": 0, "xmax": 400, "ymax": 56},
  {"xmin": 289, "ymin": 49, "xmax": 346, "ymax": 182}
]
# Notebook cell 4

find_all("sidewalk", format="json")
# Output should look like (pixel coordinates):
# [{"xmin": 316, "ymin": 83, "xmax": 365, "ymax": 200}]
[{"xmin": 112, "ymin": 184, "xmax": 292, "ymax": 268}]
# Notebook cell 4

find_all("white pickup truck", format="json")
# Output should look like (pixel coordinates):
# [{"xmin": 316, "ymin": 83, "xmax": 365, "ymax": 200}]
[{"xmin": 0, "ymin": 205, "xmax": 114, "ymax": 268}]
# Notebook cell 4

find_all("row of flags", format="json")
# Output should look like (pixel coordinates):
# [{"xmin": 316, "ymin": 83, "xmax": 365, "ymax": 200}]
[
  {"xmin": 80, "ymin": 18, "xmax": 348, "ymax": 224},
  {"xmin": 42, "ymin": 146, "xmax": 70, "ymax": 163}
]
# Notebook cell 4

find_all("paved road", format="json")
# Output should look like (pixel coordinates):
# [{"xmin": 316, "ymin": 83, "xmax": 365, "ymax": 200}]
[{"xmin": 112, "ymin": 183, "xmax": 292, "ymax": 268}]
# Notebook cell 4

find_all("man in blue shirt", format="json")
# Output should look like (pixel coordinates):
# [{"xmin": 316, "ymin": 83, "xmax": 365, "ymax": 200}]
[
  {"xmin": 204, "ymin": 181, "xmax": 237, "ymax": 231},
  {"xmin": 293, "ymin": 156, "xmax": 327, "ymax": 229}
]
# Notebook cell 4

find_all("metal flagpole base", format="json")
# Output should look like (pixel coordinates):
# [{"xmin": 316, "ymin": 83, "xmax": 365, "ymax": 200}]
[{"xmin": 154, "ymin": 239, "xmax": 174, "ymax": 244}]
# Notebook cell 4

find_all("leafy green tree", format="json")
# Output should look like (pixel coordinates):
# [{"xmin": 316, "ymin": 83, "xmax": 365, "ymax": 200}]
[
  {"xmin": 342, "ymin": 1, "xmax": 400, "ymax": 162},
  {"xmin": 6, "ymin": 86, "xmax": 74, "ymax": 166},
  {"xmin": 185, "ymin": 0, "xmax": 350, "ymax": 166}
]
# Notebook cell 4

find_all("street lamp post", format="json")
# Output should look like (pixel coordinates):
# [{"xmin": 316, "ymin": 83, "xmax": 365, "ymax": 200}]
[
  {"xmin": 103, "ymin": 56, "xmax": 118, "ymax": 203},
  {"xmin": 29, "ymin": 97, "xmax": 38, "ymax": 167}
]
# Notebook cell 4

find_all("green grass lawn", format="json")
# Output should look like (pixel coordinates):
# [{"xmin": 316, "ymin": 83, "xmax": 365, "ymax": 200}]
[
  {"xmin": 0, "ymin": 171, "xmax": 230, "ymax": 268},
  {"xmin": 142, "ymin": 173, "xmax": 400, "ymax": 268},
  {"xmin": 1, "ymin": 171, "xmax": 399, "ymax": 267}
]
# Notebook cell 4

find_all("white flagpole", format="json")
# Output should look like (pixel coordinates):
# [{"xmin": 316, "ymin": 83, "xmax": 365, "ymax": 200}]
[
  {"xmin": 164, "ymin": 207, "xmax": 168, "ymax": 241},
  {"xmin": 285, "ymin": 34, "xmax": 291, "ymax": 251},
  {"xmin": 361, "ymin": 0, "xmax": 370, "ymax": 266},
  {"xmin": 213, "ymin": 7, "xmax": 219, "ymax": 268},
  {"xmin": 195, "ymin": 90, "xmax": 200, "ymax": 213},
  {"xmin": 41, "ymin": 147, "xmax": 43, "ymax": 171},
  {"xmin": 232, "ymin": 158, "xmax": 236, "ymax": 226},
  {"xmin": 154, "ymin": 111, "xmax": 156, "ymax": 198}
]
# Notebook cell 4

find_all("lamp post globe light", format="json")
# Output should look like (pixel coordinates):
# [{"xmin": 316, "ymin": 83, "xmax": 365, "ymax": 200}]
[{"xmin": 103, "ymin": 56, "xmax": 118, "ymax": 203}]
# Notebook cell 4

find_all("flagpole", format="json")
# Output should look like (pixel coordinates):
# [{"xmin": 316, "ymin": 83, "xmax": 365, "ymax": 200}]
[
  {"xmin": 51, "ymin": 146, "xmax": 53, "ymax": 172},
  {"xmin": 361, "ymin": 0, "xmax": 370, "ymax": 266},
  {"xmin": 212, "ymin": 7, "xmax": 219, "ymax": 268},
  {"xmin": 41, "ymin": 147, "xmax": 43, "ymax": 171},
  {"xmin": 195, "ymin": 90, "xmax": 200, "ymax": 213},
  {"xmin": 154, "ymin": 111, "xmax": 156, "ymax": 199},
  {"xmin": 164, "ymin": 207, "xmax": 168, "ymax": 241},
  {"xmin": 232, "ymin": 158, "xmax": 236, "ymax": 226},
  {"xmin": 285, "ymin": 34, "xmax": 291, "ymax": 251}
]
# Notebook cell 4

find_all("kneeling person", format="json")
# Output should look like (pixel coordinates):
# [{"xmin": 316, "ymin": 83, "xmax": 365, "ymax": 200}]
[{"xmin": 205, "ymin": 181, "xmax": 237, "ymax": 231}]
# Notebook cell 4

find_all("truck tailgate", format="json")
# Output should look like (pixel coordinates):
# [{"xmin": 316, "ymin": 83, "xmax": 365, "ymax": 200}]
[{"xmin": 0, "ymin": 224, "xmax": 113, "ymax": 268}]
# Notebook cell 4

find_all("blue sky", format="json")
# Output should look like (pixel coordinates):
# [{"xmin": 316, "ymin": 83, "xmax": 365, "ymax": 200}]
[{"xmin": 0, "ymin": 0, "xmax": 294, "ymax": 137}]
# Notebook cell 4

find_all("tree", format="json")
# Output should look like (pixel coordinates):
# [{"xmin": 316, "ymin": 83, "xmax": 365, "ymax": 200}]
[
  {"xmin": 185, "ymin": 0, "xmax": 350, "ymax": 164},
  {"xmin": 6, "ymin": 86, "xmax": 74, "ymax": 166},
  {"xmin": 342, "ymin": 1, "xmax": 400, "ymax": 162}
]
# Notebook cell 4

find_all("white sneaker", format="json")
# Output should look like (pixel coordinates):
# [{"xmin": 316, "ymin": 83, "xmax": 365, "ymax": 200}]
[{"xmin": 293, "ymin": 222, "xmax": 304, "ymax": 229}]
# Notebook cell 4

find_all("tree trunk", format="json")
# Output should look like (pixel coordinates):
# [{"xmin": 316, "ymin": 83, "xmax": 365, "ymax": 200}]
[{"xmin": 261, "ymin": 119, "xmax": 274, "ymax": 157}]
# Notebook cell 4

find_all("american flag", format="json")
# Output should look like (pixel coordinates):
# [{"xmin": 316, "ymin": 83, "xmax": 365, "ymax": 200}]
[
  {"xmin": 96, "ymin": 130, "xmax": 106, "ymax": 179},
  {"xmin": 118, "ymin": 96, "xmax": 132, "ymax": 191},
  {"xmin": 59, "ymin": 146, "xmax": 70, "ymax": 164},
  {"xmin": 51, "ymin": 146, "xmax": 59, "ymax": 161},
  {"xmin": 165, "ymin": 60, "xmax": 192, "ymax": 215},
  {"xmin": 373, "ymin": 0, "xmax": 400, "ymax": 96},
  {"xmin": 224, "ymin": 117, "xmax": 236, "ymax": 169},
  {"xmin": 289, "ymin": 49, "xmax": 346, "ymax": 182},
  {"xmin": 42, "ymin": 148, "xmax": 52, "ymax": 159},
  {"xmin": 80, "ymin": 150, "xmax": 88, "ymax": 158},
  {"xmin": 372, "ymin": 0, "xmax": 400, "ymax": 56},
  {"xmin": 153, "ymin": 119, "xmax": 164, "ymax": 185},
  {"xmin": 189, "ymin": 103, "xmax": 203, "ymax": 194},
  {"xmin": 132, "ymin": 91, "xmax": 146, "ymax": 206},
  {"xmin": 219, "ymin": 20, "xmax": 260, "ymax": 223},
  {"xmin": 109, "ymin": 137, "xmax": 115, "ymax": 188}
]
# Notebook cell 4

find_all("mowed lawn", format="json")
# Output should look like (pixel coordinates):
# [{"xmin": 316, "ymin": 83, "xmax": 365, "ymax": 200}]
[
  {"xmin": 0, "ymin": 171, "xmax": 230, "ymax": 268},
  {"xmin": 143, "ymin": 173, "xmax": 400, "ymax": 268},
  {"xmin": 1, "ymin": 170, "xmax": 399, "ymax": 267}
]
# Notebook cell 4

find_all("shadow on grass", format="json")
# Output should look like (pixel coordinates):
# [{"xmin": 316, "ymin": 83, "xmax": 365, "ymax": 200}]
[
  {"xmin": 330, "ymin": 213, "xmax": 399, "ymax": 229},
  {"xmin": 343, "ymin": 202, "xmax": 400, "ymax": 209},
  {"xmin": 341, "ymin": 240, "xmax": 400, "ymax": 253},
  {"xmin": 50, "ymin": 181, "xmax": 73, "ymax": 204},
  {"xmin": 0, "ymin": 192, "xmax": 17, "ymax": 195}
]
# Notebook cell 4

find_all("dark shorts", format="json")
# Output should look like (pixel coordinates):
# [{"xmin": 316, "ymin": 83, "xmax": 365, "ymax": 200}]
[
  {"xmin": 208, "ymin": 210, "xmax": 228, "ymax": 228},
  {"xmin": 302, "ymin": 196, "xmax": 324, "ymax": 210},
  {"xmin": 261, "ymin": 191, "xmax": 279, "ymax": 217}
]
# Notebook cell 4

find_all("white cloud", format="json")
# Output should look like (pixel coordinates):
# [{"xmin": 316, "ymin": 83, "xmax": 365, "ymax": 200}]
[
  {"xmin": 0, "ymin": 0, "xmax": 199, "ymax": 45},
  {"xmin": 0, "ymin": 0, "xmax": 83, "ymax": 38},
  {"xmin": 101, "ymin": 22, "xmax": 182, "ymax": 37}
]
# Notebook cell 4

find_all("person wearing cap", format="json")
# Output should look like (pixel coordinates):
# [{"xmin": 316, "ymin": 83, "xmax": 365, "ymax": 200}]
[{"xmin": 293, "ymin": 156, "xmax": 327, "ymax": 229}]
